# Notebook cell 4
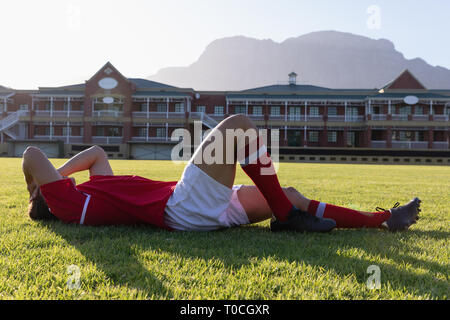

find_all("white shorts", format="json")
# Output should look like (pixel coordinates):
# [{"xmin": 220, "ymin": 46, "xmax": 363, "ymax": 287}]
[{"xmin": 164, "ymin": 162, "xmax": 250, "ymax": 231}]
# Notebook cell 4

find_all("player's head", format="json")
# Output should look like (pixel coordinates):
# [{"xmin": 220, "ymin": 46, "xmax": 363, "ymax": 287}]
[{"xmin": 28, "ymin": 191, "xmax": 56, "ymax": 221}]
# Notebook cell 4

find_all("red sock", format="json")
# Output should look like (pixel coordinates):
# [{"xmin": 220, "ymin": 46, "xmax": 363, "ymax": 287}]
[
  {"xmin": 307, "ymin": 200, "xmax": 391, "ymax": 228},
  {"xmin": 239, "ymin": 136, "xmax": 293, "ymax": 221}
]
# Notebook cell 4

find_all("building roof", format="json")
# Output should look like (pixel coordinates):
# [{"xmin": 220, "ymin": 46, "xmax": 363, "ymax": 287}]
[
  {"xmin": 227, "ymin": 93, "xmax": 369, "ymax": 101},
  {"xmin": 241, "ymin": 84, "xmax": 332, "ymax": 93},
  {"xmin": 132, "ymin": 91, "xmax": 191, "ymax": 98},
  {"xmin": 129, "ymin": 78, "xmax": 178, "ymax": 89},
  {"xmin": 379, "ymin": 69, "xmax": 427, "ymax": 91}
]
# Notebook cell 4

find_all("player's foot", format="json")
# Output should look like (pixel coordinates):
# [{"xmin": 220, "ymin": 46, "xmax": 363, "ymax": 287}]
[
  {"xmin": 270, "ymin": 207, "xmax": 336, "ymax": 233},
  {"xmin": 378, "ymin": 198, "xmax": 421, "ymax": 232}
]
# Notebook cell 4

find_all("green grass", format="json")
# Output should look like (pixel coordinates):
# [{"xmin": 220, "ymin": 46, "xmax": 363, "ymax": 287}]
[{"xmin": 0, "ymin": 158, "xmax": 448, "ymax": 300}]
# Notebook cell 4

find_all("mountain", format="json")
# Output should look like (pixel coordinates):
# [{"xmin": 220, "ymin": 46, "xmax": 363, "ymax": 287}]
[{"xmin": 147, "ymin": 31, "xmax": 450, "ymax": 90}]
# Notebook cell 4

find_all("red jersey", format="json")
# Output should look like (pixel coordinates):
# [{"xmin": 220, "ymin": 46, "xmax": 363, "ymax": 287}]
[{"xmin": 40, "ymin": 175, "xmax": 178, "ymax": 229}]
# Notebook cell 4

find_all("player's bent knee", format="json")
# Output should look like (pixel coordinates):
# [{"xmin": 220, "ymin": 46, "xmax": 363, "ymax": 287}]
[
  {"xmin": 22, "ymin": 146, "xmax": 43, "ymax": 160},
  {"xmin": 91, "ymin": 145, "xmax": 107, "ymax": 157}
]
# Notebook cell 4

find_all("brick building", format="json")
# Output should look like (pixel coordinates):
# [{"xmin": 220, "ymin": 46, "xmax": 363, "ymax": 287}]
[{"xmin": 1, "ymin": 62, "xmax": 449, "ymax": 163}]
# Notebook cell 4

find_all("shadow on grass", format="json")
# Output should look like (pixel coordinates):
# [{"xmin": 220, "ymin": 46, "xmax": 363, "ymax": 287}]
[{"xmin": 42, "ymin": 221, "xmax": 449, "ymax": 299}]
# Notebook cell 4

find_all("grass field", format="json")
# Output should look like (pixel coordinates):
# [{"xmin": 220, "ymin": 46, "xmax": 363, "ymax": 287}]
[{"xmin": 0, "ymin": 157, "xmax": 448, "ymax": 300}]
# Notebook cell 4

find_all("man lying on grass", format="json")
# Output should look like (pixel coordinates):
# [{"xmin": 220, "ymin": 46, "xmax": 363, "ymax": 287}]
[{"xmin": 23, "ymin": 115, "xmax": 421, "ymax": 233}]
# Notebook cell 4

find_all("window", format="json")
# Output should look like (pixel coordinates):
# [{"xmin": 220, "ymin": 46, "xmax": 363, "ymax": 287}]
[
  {"xmin": 96, "ymin": 127, "xmax": 105, "ymax": 136},
  {"xmin": 196, "ymin": 106, "xmax": 206, "ymax": 113},
  {"xmin": 348, "ymin": 107, "xmax": 358, "ymax": 116},
  {"xmin": 328, "ymin": 107, "xmax": 337, "ymax": 116},
  {"xmin": 372, "ymin": 106, "xmax": 381, "ymax": 114},
  {"xmin": 253, "ymin": 106, "xmax": 262, "ymax": 115},
  {"xmin": 157, "ymin": 103, "xmax": 167, "ymax": 113},
  {"xmin": 398, "ymin": 131, "xmax": 413, "ymax": 141},
  {"xmin": 44, "ymin": 126, "xmax": 54, "ymax": 136},
  {"xmin": 415, "ymin": 131, "xmax": 424, "ymax": 141},
  {"xmin": 414, "ymin": 106, "xmax": 423, "ymax": 115},
  {"xmin": 175, "ymin": 103, "xmax": 184, "ymax": 113},
  {"xmin": 107, "ymin": 127, "xmax": 121, "ymax": 137},
  {"xmin": 270, "ymin": 106, "xmax": 280, "ymax": 116},
  {"xmin": 62, "ymin": 126, "xmax": 71, "ymax": 136},
  {"xmin": 327, "ymin": 131, "xmax": 337, "ymax": 143},
  {"xmin": 399, "ymin": 106, "xmax": 411, "ymax": 115},
  {"xmin": 347, "ymin": 131, "xmax": 356, "ymax": 147},
  {"xmin": 309, "ymin": 131, "xmax": 319, "ymax": 142},
  {"xmin": 309, "ymin": 106, "xmax": 319, "ymax": 116},
  {"xmin": 289, "ymin": 107, "xmax": 301, "ymax": 121},
  {"xmin": 19, "ymin": 104, "xmax": 28, "ymax": 111},
  {"xmin": 235, "ymin": 106, "xmax": 246, "ymax": 114},
  {"xmin": 214, "ymin": 106, "xmax": 224, "ymax": 115},
  {"xmin": 156, "ymin": 127, "xmax": 166, "ymax": 138},
  {"xmin": 137, "ymin": 127, "xmax": 148, "ymax": 137},
  {"xmin": 140, "ymin": 103, "xmax": 148, "ymax": 112}
]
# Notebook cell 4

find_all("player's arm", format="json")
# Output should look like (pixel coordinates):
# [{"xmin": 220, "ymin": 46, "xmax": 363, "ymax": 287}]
[
  {"xmin": 22, "ymin": 146, "xmax": 63, "ymax": 200},
  {"xmin": 56, "ymin": 145, "xmax": 113, "ymax": 177}
]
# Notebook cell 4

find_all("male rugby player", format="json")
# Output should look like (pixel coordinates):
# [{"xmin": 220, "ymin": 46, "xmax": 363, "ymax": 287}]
[{"xmin": 23, "ymin": 115, "xmax": 421, "ymax": 232}]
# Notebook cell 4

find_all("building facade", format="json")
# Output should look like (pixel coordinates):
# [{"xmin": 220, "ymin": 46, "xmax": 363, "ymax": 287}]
[{"xmin": 1, "ymin": 62, "xmax": 449, "ymax": 162}]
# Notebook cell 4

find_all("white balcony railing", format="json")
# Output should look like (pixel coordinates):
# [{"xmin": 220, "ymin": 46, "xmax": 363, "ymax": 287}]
[
  {"xmin": 131, "ymin": 136, "xmax": 172, "ymax": 142},
  {"xmin": 392, "ymin": 141, "xmax": 429, "ymax": 149},
  {"xmin": 371, "ymin": 141, "xmax": 387, "ymax": 148},
  {"xmin": 327, "ymin": 115, "xmax": 345, "ymax": 122},
  {"xmin": 391, "ymin": 114, "xmax": 409, "ymax": 121},
  {"xmin": 34, "ymin": 110, "xmax": 84, "ymax": 118},
  {"xmin": 345, "ymin": 115, "xmax": 364, "ymax": 122},
  {"xmin": 91, "ymin": 136, "xmax": 123, "ymax": 144},
  {"xmin": 33, "ymin": 135, "xmax": 83, "ymax": 143},
  {"xmin": 371, "ymin": 114, "xmax": 387, "ymax": 121},
  {"xmin": 248, "ymin": 114, "xmax": 265, "ymax": 121},
  {"xmin": 92, "ymin": 110, "xmax": 124, "ymax": 118},
  {"xmin": 433, "ymin": 114, "xmax": 449, "ymax": 122},
  {"xmin": 411, "ymin": 115, "xmax": 429, "ymax": 121},
  {"xmin": 432, "ymin": 142, "xmax": 449, "ymax": 150}
]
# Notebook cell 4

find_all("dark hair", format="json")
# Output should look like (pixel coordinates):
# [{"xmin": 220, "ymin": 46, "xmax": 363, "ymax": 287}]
[{"xmin": 28, "ymin": 192, "xmax": 57, "ymax": 221}]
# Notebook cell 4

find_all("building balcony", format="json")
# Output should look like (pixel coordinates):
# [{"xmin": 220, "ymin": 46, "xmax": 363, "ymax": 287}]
[
  {"xmin": 411, "ymin": 114, "xmax": 429, "ymax": 121},
  {"xmin": 345, "ymin": 115, "xmax": 365, "ymax": 122},
  {"xmin": 371, "ymin": 114, "xmax": 387, "ymax": 121},
  {"xmin": 34, "ymin": 110, "xmax": 84, "ymax": 118},
  {"xmin": 92, "ymin": 136, "xmax": 123, "ymax": 144},
  {"xmin": 371, "ymin": 141, "xmax": 387, "ymax": 148},
  {"xmin": 130, "ymin": 136, "xmax": 172, "ymax": 142},
  {"xmin": 327, "ymin": 115, "xmax": 345, "ymax": 122},
  {"xmin": 248, "ymin": 114, "xmax": 265, "ymax": 121},
  {"xmin": 92, "ymin": 110, "xmax": 124, "ymax": 118},
  {"xmin": 33, "ymin": 135, "xmax": 83, "ymax": 143},
  {"xmin": 432, "ymin": 142, "xmax": 449, "ymax": 150},
  {"xmin": 433, "ymin": 114, "xmax": 449, "ymax": 122},
  {"xmin": 391, "ymin": 141, "xmax": 429, "ymax": 149},
  {"xmin": 131, "ymin": 111, "xmax": 186, "ymax": 119},
  {"xmin": 391, "ymin": 114, "xmax": 409, "ymax": 121}
]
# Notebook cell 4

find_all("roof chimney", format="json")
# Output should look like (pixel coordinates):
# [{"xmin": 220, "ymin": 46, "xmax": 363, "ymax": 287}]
[{"xmin": 288, "ymin": 72, "xmax": 297, "ymax": 85}]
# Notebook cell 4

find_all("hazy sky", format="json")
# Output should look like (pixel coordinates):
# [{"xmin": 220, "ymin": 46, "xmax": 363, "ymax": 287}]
[{"xmin": 1, "ymin": 0, "xmax": 449, "ymax": 89}]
